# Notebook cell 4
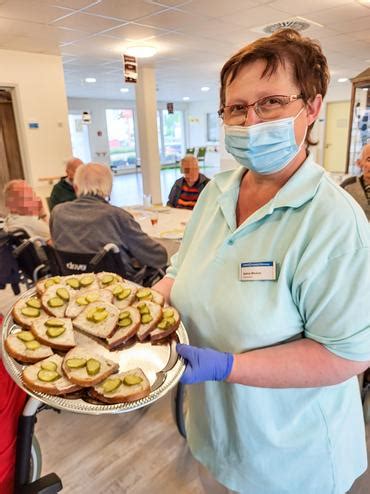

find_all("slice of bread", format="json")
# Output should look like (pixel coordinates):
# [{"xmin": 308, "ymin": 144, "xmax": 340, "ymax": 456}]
[
  {"xmin": 36, "ymin": 276, "xmax": 63, "ymax": 295},
  {"xmin": 133, "ymin": 300, "xmax": 163, "ymax": 341},
  {"xmin": 5, "ymin": 331, "xmax": 53, "ymax": 363},
  {"xmin": 134, "ymin": 287, "xmax": 164, "ymax": 306},
  {"xmin": 96, "ymin": 272, "xmax": 123, "ymax": 289},
  {"xmin": 41, "ymin": 283, "xmax": 74, "ymax": 318},
  {"xmin": 106, "ymin": 306, "xmax": 141, "ymax": 350},
  {"xmin": 22, "ymin": 354, "xmax": 81, "ymax": 395},
  {"xmin": 31, "ymin": 317, "xmax": 76, "ymax": 351},
  {"xmin": 62, "ymin": 346, "xmax": 119, "ymax": 387},
  {"xmin": 12, "ymin": 297, "xmax": 49, "ymax": 329},
  {"xmin": 72, "ymin": 301, "xmax": 120, "ymax": 339},
  {"xmin": 89, "ymin": 368, "xmax": 150, "ymax": 404},
  {"xmin": 150, "ymin": 306, "xmax": 181, "ymax": 342},
  {"xmin": 65, "ymin": 289, "xmax": 113, "ymax": 319},
  {"xmin": 111, "ymin": 281, "xmax": 138, "ymax": 310}
]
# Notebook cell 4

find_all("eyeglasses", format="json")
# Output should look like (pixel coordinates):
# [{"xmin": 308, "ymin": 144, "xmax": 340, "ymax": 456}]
[{"xmin": 218, "ymin": 94, "xmax": 303, "ymax": 125}]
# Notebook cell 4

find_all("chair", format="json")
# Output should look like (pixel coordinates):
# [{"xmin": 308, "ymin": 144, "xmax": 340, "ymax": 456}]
[
  {"xmin": 196, "ymin": 146, "xmax": 207, "ymax": 162},
  {"xmin": 185, "ymin": 147, "xmax": 195, "ymax": 155}
]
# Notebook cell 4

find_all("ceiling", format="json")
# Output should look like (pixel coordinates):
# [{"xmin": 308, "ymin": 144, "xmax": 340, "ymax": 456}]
[{"xmin": 0, "ymin": 0, "xmax": 369, "ymax": 102}]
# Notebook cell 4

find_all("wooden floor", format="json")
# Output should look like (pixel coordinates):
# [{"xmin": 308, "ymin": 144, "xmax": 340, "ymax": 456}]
[{"xmin": 1, "ymin": 286, "xmax": 369, "ymax": 493}]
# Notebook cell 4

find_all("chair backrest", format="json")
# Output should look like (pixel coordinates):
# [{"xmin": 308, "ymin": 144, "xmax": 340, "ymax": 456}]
[
  {"xmin": 197, "ymin": 146, "xmax": 207, "ymax": 161},
  {"xmin": 186, "ymin": 147, "xmax": 195, "ymax": 155}
]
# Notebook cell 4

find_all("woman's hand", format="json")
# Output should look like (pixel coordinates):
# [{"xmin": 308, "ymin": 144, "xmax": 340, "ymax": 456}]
[{"xmin": 176, "ymin": 344, "xmax": 234, "ymax": 384}]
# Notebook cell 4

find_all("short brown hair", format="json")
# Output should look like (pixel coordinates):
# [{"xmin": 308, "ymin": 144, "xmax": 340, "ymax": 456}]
[{"xmin": 220, "ymin": 28, "xmax": 330, "ymax": 146}]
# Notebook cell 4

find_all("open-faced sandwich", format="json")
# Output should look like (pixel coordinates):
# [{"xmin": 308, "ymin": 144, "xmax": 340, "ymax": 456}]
[
  {"xmin": 106, "ymin": 306, "xmax": 141, "ymax": 350},
  {"xmin": 22, "ymin": 354, "xmax": 81, "ymax": 395},
  {"xmin": 90, "ymin": 368, "xmax": 150, "ymax": 404},
  {"xmin": 5, "ymin": 330, "xmax": 53, "ymax": 363},
  {"xmin": 110, "ymin": 281, "xmax": 138, "ymax": 310},
  {"xmin": 12, "ymin": 296, "xmax": 49, "ymax": 329},
  {"xmin": 41, "ymin": 284, "xmax": 74, "ymax": 318},
  {"xmin": 133, "ymin": 300, "xmax": 163, "ymax": 341},
  {"xmin": 62, "ymin": 346, "xmax": 119, "ymax": 387},
  {"xmin": 150, "ymin": 306, "xmax": 180, "ymax": 342},
  {"xmin": 36, "ymin": 276, "xmax": 62, "ymax": 295},
  {"xmin": 72, "ymin": 301, "xmax": 119, "ymax": 339},
  {"xmin": 65, "ymin": 289, "xmax": 113, "ymax": 319},
  {"xmin": 31, "ymin": 317, "xmax": 76, "ymax": 351}
]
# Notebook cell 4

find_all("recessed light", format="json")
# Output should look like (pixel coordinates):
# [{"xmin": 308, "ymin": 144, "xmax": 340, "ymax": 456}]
[
  {"xmin": 85, "ymin": 77, "xmax": 96, "ymax": 83},
  {"xmin": 201, "ymin": 86, "xmax": 210, "ymax": 92},
  {"xmin": 337, "ymin": 78, "xmax": 348, "ymax": 83},
  {"xmin": 183, "ymin": 96, "xmax": 190, "ymax": 101},
  {"xmin": 125, "ymin": 46, "xmax": 157, "ymax": 58},
  {"xmin": 120, "ymin": 87, "xmax": 129, "ymax": 93},
  {"xmin": 363, "ymin": 88, "xmax": 369, "ymax": 91}
]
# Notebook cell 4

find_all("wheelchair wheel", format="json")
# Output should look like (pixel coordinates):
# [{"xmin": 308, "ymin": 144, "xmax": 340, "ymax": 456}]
[{"xmin": 29, "ymin": 436, "xmax": 42, "ymax": 482}]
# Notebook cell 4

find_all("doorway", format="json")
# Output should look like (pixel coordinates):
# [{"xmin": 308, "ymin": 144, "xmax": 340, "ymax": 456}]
[
  {"xmin": 0, "ymin": 89, "xmax": 24, "ymax": 212},
  {"xmin": 323, "ymin": 100, "xmax": 350, "ymax": 173}
]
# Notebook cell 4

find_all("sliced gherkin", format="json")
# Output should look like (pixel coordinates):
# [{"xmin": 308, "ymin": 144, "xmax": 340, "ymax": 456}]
[
  {"xmin": 46, "ymin": 326, "xmax": 65, "ymax": 338},
  {"xmin": 17, "ymin": 331, "xmax": 35, "ymax": 342},
  {"xmin": 101, "ymin": 274, "xmax": 114, "ymax": 285},
  {"xmin": 119, "ymin": 311, "xmax": 130, "ymax": 320},
  {"xmin": 86, "ymin": 358, "xmax": 101, "ymax": 376},
  {"xmin": 102, "ymin": 377, "xmax": 121, "ymax": 393},
  {"xmin": 86, "ymin": 292, "xmax": 99, "ymax": 303},
  {"xmin": 21, "ymin": 307, "xmax": 40, "ymax": 318},
  {"xmin": 41, "ymin": 361, "xmax": 57, "ymax": 372},
  {"xmin": 123, "ymin": 375, "xmax": 143, "ymax": 386},
  {"xmin": 93, "ymin": 310, "xmax": 108, "ymax": 323},
  {"xmin": 136, "ymin": 288, "xmax": 152, "ymax": 300},
  {"xmin": 66, "ymin": 357, "xmax": 87, "ymax": 369},
  {"xmin": 47, "ymin": 297, "xmax": 64, "ymax": 308},
  {"xmin": 37, "ymin": 369, "xmax": 60, "ymax": 382},
  {"xmin": 45, "ymin": 318, "xmax": 64, "ymax": 327},
  {"xmin": 56, "ymin": 288, "xmax": 70, "ymax": 301},
  {"xmin": 80, "ymin": 275, "xmax": 94, "ymax": 287},
  {"xmin": 163, "ymin": 308, "xmax": 174, "ymax": 318},
  {"xmin": 117, "ymin": 288, "xmax": 131, "ymax": 300},
  {"xmin": 25, "ymin": 340, "xmax": 41, "ymax": 350},
  {"xmin": 112, "ymin": 285, "xmax": 124, "ymax": 296},
  {"xmin": 118, "ymin": 317, "xmax": 132, "ymax": 327},
  {"xmin": 26, "ymin": 298, "xmax": 41, "ymax": 309},
  {"xmin": 76, "ymin": 296, "xmax": 88, "ymax": 306},
  {"xmin": 66, "ymin": 277, "xmax": 80, "ymax": 289},
  {"xmin": 141, "ymin": 314, "xmax": 153, "ymax": 324}
]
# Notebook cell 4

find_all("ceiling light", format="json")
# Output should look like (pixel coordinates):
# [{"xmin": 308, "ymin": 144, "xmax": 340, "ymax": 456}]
[
  {"xmin": 183, "ymin": 96, "xmax": 190, "ymax": 101},
  {"xmin": 201, "ymin": 86, "xmax": 210, "ymax": 92},
  {"xmin": 337, "ymin": 78, "xmax": 348, "ymax": 83},
  {"xmin": 125, "ymin": 46, "xmax": 157, "ymax": 58},
  {"xmin": 363, "ymin": 88, "xmax": 369, "ymax": 91},
  {"xmin": 120, "ymin": 87, "xmax": 129, "ymax": 93},
  {"xmin": 85, "ymin": 77, "xmax": 96, "ymax": 83}
]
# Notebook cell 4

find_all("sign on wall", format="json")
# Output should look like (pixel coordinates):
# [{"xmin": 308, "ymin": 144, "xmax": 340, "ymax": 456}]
[{"xmin": 123, "ymin": 54, "xmax": 138, "ymax": 83}]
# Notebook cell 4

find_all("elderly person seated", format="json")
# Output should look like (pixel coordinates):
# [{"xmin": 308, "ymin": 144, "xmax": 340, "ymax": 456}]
[
  {"xmin": 167, "ymin": 154, "xmax": 210, "ymax": 209},
  {"xmin": 3, "ymin": 179, "xmax": 50, "ymax": 240},
  {"xmin": 49, "ymin": 157, "xmax": 83, "ymax": 211},
  {"xmin": 50, "ymin": 163, "xmax": 167, "ymax": 285},
  {"xmin": 341, "ymin": 143, "xmax": 370, "ymax": 220}
]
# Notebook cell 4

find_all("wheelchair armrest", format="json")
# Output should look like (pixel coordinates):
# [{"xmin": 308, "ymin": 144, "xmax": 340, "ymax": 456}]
[{"xmin": 17, "ymin": 473, "xmax": 62, "ymax": 494}]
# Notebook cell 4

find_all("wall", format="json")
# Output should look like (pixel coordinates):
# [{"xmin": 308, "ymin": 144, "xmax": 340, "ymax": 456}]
[
  {"xmin": 187, "ymin": 99, "xmax": 219, "ymax": 147},
  {"xmin": 0, "ymin": 49, "xmax": 71, "ymax": 191}
]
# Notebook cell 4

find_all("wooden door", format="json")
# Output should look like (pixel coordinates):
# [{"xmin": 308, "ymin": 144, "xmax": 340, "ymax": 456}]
[
  {"xmin": 323, "ymin": 100, "xmax": 350, "ymax": 172},
  {"xmin": 0, "ymin": 89, "xmax": 24, "ymax": 212}
]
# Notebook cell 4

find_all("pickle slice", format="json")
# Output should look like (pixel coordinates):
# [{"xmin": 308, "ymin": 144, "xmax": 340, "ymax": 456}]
[
  {"xmin": 86, "ymin": 307, "xmax": 97, "ymax": 321},
  {"xmin": 117, "ymin": 288, "xmax": 131, "ymax": 300},
  {"xmin": 45, "ymin": 318, "xmax": 64, "ymax": 327},
  {"xmin": 123, "ymin": 375, "xmax": 143, "ymax": 386},
  {"xmin": 157, "ymin": 319, "xmax": 169, "ymax": 330},
  {"xmin": 112, "ymin": 285, "xmax": 124, "ymax": 296},
  {"xmin": 93, "ymin": 310, "xmax": 108, "ymax": 323},
  {"xmin": 46, "ymin": 326, "xmax": 66, "ymax": 338},
  {"xmin": 118, "ymin": 317, "xmax": 132, "ymax": 327},
  {"xmin": 47, "ymin": 297, "xmax": 64, "ymax": 308},
  {"xmin": 66, "ymin": 357, "xmax": 87, "ymax": 369},
  {"xmin": 102, "ymin": 377, "xmax": 121, "ymax": 393},
  {"xmin": 80, "ymin": 275, "xmax": 94, "ymax": 287},
  {"xmin": 25, "ymin": 340, "xmax": 41, "ymax": 350},
  {"xmin": 17, "ymin": 331, "xmax": 35, "ymax": 342},
  {"xmin": 136, "ymin": 288, "xmax": 152, "ymax": 300},
  {"xmin": 76, "ymin": 296, "xmax": 88, "ymax": 306},
  {"xmin": 138, "ymin": 304, "xmax": 149, "ymax": 315},
  {"xmin": 101, "ymin": 274, "xmax": 114, "ymax": 285},
  {"xmin": 21, "ymin": 307, "xmax": 40, "ymax": 318},
  {"xmin": 66, "ymin": 278, "xmax": 80, "ymax": 289},
  {"xmin": 166, "ymin": 317, "xmax": 176, "ymax": 326},
  {"xmin": 26, "ymin": 298, "xmax": 41, "ymax": 309},
  {"xmin": 119, "ymin": 311, "xmax": 130, "ymax": 320},
  {"xmin": 44, "ymin": 278, "xmax": 56, "ymax": 289},
  {"xmin": 37, "ymin": 369, "xmax": 60, "ymax": 382},
  {"xmin": 41, "ymin": 361, "xmax": 57, "ymax": 372},
  {"xmin": 86, "ymin": 358, "xmax": 101, "ymax": 376},
  {"xmin": 163, "ymin": 308, "xmax": 174, "ymax": 318},
  {"xmin": 86, "ymin": 292, "xmax": 99, "ymax": 303},
  {"xmin": 141, "ymin": 314, "xmax": 153, "ymax": 324},
  {"xmin": 56, "ymin": 288, "xmax": 70, "ymax": 302}
]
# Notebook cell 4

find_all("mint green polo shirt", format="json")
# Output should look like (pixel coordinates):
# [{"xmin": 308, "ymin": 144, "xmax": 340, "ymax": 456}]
[{"xmin": 167, "ymin": 156, "xmax": 370, "ymax": 494}]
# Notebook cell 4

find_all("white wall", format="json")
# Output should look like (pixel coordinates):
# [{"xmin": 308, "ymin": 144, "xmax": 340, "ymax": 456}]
[
  {"xmin": 0, "ymin": 49, "xmax": 71, "ymax": 190},
  {"xmin": 187, "ymin": 99, "xmax": 219, "ymax": 147}
]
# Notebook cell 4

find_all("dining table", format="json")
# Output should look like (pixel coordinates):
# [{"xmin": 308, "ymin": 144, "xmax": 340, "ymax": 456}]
[{"xmin": 124, "ymin": 205, "xmax": 193, "ymax": 260}]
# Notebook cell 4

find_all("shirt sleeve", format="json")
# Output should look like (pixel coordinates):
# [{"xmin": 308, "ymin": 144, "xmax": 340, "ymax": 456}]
[{"xmin": 295, "ymin": 247, "xmax": 370, "ymax": 361}]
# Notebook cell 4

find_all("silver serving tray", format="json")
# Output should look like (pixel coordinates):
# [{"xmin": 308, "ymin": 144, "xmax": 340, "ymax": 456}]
[{"xmin": 1, "ymin": 288, "xmax": 188, "ymax": 415}]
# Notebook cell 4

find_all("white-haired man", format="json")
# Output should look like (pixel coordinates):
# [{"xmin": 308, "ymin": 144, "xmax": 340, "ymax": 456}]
[
  {"xmin": 341, "ymin": 143, "xmax": 370, "ymax": 220},
  {"xmin": 49, "ymin": 157, "xmax": 83, "ymax": 210},
  {"xmin": 50, "ymin": 163, "xmax": 167, "ymax": 285}
]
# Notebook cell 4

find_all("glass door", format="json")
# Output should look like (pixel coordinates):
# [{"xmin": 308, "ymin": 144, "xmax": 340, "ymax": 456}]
[
  {"xmin": 157, "ymin": 110, "xmax": 185, "ymax": 164},
  {"xmin": 68, "ymin": 113, "xmax": 91, "ymax": 163},
  {"xmin": 105, "ymin": 109, "xmax": 137, "ymax": 171}
]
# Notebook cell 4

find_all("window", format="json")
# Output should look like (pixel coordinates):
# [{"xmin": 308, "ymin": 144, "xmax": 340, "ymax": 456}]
[
  {"xmin": 157, "ymin": 110, "xmax": 185, "ymax": 164},
  {"xmin": 207, "ymin": 112, "xmax": 219, "ymax": 142},
  {"xmin": 105, "ymin": 109, "xmax": 137, "ymax": 170},
  {"xmin": 68, "ymin": 114, "xmax": 91, "ymax": 163}
]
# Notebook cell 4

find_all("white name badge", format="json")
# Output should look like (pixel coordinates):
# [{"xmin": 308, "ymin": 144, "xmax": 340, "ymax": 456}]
[{"xmin": 239, "ymin": 261, "xmax": 276, "ymax": 281}]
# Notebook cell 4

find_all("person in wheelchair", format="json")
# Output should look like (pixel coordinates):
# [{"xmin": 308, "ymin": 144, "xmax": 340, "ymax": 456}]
[
  {"xmin": 3, "ymin": 180, "xmax": 50, "ymax": 241},
  {"xmin": 50, "ymin": 163, "xmax": 167, "ymax": 285}
]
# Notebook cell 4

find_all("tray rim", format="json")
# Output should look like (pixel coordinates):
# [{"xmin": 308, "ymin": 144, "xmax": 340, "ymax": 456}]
[{"xmin": 1, "ymin": 286, "xmax": 188, "ymax": 415}]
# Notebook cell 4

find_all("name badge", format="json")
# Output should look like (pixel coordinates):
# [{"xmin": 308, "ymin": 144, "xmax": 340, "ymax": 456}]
[{"xmin": 239, "ymin": 261, "xmax": 276, "ymax": 281}]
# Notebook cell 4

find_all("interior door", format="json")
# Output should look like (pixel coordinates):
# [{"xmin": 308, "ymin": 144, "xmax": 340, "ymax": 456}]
[
  {"xmin": 323, "ymin": 100, "xmax": 350, "ymax": 172},
  {"xmin": 0, "ymin": 89, "xmax": 24, "ymax": 212}
]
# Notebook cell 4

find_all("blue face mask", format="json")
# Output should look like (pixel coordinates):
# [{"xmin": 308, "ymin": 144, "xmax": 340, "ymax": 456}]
[{"xmin": 224, "ymin": 108, "xmax": 306, "ymax": 175}]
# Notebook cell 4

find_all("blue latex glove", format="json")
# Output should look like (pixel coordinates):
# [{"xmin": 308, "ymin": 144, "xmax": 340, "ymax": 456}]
[{"xmin": 177, "ymin": 343, "xmax": 234, "ymax": 384}]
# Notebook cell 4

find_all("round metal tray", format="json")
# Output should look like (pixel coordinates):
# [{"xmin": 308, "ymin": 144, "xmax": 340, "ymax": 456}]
[{"xmin": 2, "ymin": 288, "xmax": 188, "ymax": 415}]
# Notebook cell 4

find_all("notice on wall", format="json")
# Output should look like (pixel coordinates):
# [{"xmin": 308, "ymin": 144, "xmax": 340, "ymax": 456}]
[
  {"xmin": 123, "ymin": 54, "xmax": 138, "ymax": 83},
  {"xmin": 167, "ymin": 102, "xmax": 174, "ymax": 114}
]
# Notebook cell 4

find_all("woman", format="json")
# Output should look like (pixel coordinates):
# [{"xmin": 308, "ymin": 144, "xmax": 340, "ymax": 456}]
[{"xmin": 154, "ymin": 29, "xmax": 370, "ymax": 493}]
